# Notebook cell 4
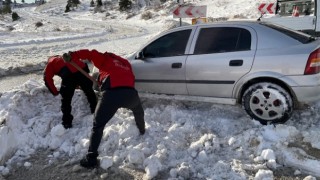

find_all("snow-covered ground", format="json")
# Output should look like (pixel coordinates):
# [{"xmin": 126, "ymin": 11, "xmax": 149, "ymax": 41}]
[{"xmin": 1, "ymin": 0, "xmax": 320, "ymax": 179}]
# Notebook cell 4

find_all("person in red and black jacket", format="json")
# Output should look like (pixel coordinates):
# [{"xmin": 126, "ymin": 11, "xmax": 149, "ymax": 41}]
[
  {"xmin": 44, "ymin": 55, "xmax": 97, "ymax": 129},
  {"xmin": 62, "ymin": 49, "xmax": 145, "ymax": 168}
]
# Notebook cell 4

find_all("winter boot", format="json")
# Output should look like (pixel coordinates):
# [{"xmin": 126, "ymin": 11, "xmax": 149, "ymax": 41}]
[
  {"xmin": 80, "ymin": 153, "xmax": 98, "ymax": 168},
  {"xmin": 62, "ymin": 122, "xmax": 72, "ymax": 129},
  {"xmin": 61, "ymin": 122, "xmax": 72, "ymax": 129},
  {"xmin": 62, "ymin": 114, "xmax": 73, "ymax": 129},
  {"xmin": 139, "ymin": 128, "xmax": 145, "ymax": 135}
]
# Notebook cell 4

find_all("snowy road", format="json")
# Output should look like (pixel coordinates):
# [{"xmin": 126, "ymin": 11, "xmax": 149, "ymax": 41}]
[
  {"xmin": 0, "ymin": 1, "xmax": 163, "ymax": 92},
  {"xmin": 0, "ymin": 4, "xmax": 158, "ymax": 77},
  {"xmin": 0, "ymin": 4, "xmax": 158, "ymax": 91}
]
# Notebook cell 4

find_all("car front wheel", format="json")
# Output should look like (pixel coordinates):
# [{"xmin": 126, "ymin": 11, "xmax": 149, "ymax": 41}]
[{"xmin": 242, "ymin": 82, "xmax": 293, "ymax": 125}]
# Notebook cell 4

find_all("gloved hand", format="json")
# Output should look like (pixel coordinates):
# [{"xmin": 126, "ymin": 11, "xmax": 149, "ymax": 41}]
[{"xmin": 62, "ymin": 51, "xmax": 72, "ymax": 62}]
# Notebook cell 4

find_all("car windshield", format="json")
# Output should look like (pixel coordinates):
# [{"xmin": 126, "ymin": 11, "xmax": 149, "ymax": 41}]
[{"xmin": 260, "ymin": 22, "xmax": 316, "ymax": 43}]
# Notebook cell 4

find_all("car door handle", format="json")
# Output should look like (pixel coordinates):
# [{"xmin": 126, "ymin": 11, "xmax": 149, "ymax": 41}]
[
  {"xmin": 172, "ymin": 63, "xmax": 182, "ymax": 69},
  {"xmin": 229, "ymin": 60, "xmax": 243, "ymax": 66}
]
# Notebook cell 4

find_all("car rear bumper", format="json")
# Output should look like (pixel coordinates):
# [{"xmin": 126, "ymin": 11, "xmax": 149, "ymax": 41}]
[
  {"xmin": 282, "ymin": 74, "xmax": 320, "ymax": 106},
  {"xmin": 291, "ymin": 85, "xmax": 320, "ymax": 105}
]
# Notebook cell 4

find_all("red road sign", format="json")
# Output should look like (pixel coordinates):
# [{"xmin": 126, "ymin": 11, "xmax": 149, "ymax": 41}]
[
  {"xmin": 173, "ymin": 6, "xmax": 207, "ymax": 18},
  {"xmin": 258, "ymin": 3, "xmax": 276, "ymax": 14}
]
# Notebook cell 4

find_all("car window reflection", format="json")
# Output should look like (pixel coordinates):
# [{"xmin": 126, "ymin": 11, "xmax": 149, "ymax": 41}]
[
  {"xmin": 194, "ymin": 27, "xmax": 251, "ymax": 54},
  {"xmin": 143, "ymin": 29, "xmax": 192, "ymax": 58}
]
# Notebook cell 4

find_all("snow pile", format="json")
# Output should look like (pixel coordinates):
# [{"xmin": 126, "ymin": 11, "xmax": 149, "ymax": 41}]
[{"xmin": 0, "ymin": 80, "xmax": 320, "ymax": 178}]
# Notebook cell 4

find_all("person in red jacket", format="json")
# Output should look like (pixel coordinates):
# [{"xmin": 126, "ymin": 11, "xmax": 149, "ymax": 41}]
[
  {"xmin": 62, "ymin": 49, "xmax": 145, "ymax": 168},
  {"xmin": 44, "ymin": 55, "xmax": 97, "ymax": 129}
]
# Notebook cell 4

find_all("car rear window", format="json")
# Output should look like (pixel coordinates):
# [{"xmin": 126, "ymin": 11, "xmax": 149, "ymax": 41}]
[{"xmin": 260, "ymin": 22, "xmax": 315, "ymax": 44}]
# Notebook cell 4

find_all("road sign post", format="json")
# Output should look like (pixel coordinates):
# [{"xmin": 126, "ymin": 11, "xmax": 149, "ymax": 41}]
[
  {"xmin": 258, "ymin": 3, "xmax": 276, "ymax": 14},
  {"xmin": 176, "ymin": 0, "xmax": 183, "ymax": 26},
  {"xmin": 173, "ymin": 5, "xmax": 207, "ymax": 26},
  {"xmin": 173, "ymin": 5, "xmax": 207, "ymax": 18}
]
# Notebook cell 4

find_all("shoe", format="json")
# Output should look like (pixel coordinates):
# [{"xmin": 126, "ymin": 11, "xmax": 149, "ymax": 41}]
[
  {"xmin": 62, "ymin": 123, "xmax": 72, "ymax": 129},
  {"xmin": 80, "ymin": 154, "xmax": 98, "ymax": 168},
  {"xmin": 139, "ymin": 129, "xmax": 145, "ymax": 135}
]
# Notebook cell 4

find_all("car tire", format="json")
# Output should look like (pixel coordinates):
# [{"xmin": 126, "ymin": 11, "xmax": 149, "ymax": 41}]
[{"xmin": 242, "ymin": 82, "xmax": 293, "ymax": 125}]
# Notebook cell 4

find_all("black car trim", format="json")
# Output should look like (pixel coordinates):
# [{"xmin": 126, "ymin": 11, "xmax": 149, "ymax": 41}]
[{"xmin": 135, "ymin": 79, "xmax": 235, "ymax": 84}]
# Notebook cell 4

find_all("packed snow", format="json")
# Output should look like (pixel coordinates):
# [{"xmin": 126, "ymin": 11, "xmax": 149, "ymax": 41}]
[{"xmin": 1, "ymin": 0, "xmax": 320, "ymax": 179}]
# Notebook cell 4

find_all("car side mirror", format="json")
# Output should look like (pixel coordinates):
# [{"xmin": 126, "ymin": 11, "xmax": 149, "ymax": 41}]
[{"xmin": 135, "ymin": 51, "xmax": 144, "ymax": 60}]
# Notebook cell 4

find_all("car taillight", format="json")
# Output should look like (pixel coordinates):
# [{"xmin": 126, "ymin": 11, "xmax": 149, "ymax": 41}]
[{"xmin": 304, "ymin": 48, "xmax": 320, "ymax": 75}]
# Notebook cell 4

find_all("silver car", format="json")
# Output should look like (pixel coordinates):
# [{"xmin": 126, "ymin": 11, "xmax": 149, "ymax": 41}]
[{"xmin": 126, "ymin": 21, "xmax": 320, "ymax": 125}]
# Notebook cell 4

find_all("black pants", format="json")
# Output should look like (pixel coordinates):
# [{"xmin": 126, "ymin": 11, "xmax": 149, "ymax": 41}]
[
  {"xmin": 60, "ymin": 71, "xmax": 97, "ymax": 126},
  {"xmin": 87, "ymin": 85, "xmax": 145, "ymax": 155}
]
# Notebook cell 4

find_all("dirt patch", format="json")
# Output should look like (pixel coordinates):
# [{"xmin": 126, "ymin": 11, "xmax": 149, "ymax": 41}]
[
  {"xmin": 1, "ymin": 145, "xmax": 318, "ymax": 180},
  {"xmin": 288, "ymin": 141, "xmax": 320, "ymax": 159},
  {"xmin": 273, "ymin": 167, "xmax": 310, "ymax": 180},
  {"xmin": 3, "ymin": 149, "xmax": 145, "ymax": 180}
]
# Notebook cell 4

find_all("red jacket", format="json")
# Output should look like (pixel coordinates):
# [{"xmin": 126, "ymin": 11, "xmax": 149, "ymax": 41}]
[
  {"xmin": 71, "ymin": 49, "xmax": 135, "ymax": 88},
  {"xmin": 44, "ymin": 55, "xmax": 87, "ymax": 95}
]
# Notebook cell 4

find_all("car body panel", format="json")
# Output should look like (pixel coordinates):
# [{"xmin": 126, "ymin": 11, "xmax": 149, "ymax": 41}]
[
  {"xmin": 251, "ymin": 48, "xmax": 311, "ymax": 75},
  {"xmin": 185, "ymin": 24, "xmax": 257, "ymax": 98},
  {"xmin": 186, "ymin": 51, "xmax": 256, "ymax": 98},
  {"xmin": 130, "ymin": 26, "xmax": 197, "ymax": 95},
  {"xmin": 132, "ymin": 56, "xmax": 188, "ymax": 95},
  {"xmin": 138, "ymin": 92, "xmax": 237, "ymax": 105},
  {"xmin": 291, "ymin": 85, "xmax": 320, "ymax": 103}
]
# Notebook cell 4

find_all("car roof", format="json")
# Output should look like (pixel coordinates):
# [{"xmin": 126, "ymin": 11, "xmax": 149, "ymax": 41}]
[
  {"xmin": 197, "ymin": 20, "xmax": 260, "ymax": 26},
  {"xmin": 170, "ymin": 20, "xmax": 265, "ymax": 31},
  {"xmin": 153, "ymin": 20, "xmax": 312, "ymax": 50}
]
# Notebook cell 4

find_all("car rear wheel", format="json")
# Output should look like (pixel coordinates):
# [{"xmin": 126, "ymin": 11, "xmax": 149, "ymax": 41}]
[{"xmin": 242, "ymin": 82, "xmax": 293, "ymax": 125}]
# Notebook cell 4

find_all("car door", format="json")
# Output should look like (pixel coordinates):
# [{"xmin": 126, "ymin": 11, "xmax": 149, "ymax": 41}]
[
  {"xmin": 131, "ymin": 28, "xmax": 195, "ymax": 95},
  {"xmin": 186, "ymin": 25, "xmax": 257, "ymax": 98}
]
